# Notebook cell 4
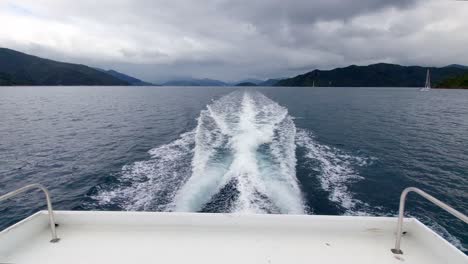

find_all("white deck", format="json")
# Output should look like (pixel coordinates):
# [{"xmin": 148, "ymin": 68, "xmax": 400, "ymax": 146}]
[{"xmin": 0, "ymin": 211, "xmax": 466, "ymax": 264}]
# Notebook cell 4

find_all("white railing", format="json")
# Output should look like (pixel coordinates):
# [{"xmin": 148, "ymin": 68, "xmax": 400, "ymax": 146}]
[
  {"xmin": 0, "ymin": 184, "xmax": 59, "ymax": 242},
  {"xmin": 391, "ymin": 187, "xmax": 468, "ymax": 254}
]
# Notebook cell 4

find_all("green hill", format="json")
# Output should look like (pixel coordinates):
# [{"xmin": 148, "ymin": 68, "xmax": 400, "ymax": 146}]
[
  {"xmin": 0, "ymin": 48, "xmax": 129, "ymax": 86},
  {"xmin": 276, "ymin": 63, "xmax": 468, "ymax": 87},
  {"xmin": 437, "ymin": 73, "xmax": 468, "ymax": 89}
]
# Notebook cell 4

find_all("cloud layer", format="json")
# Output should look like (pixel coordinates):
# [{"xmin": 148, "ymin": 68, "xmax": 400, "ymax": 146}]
[{"xmin": 1, "ymin": 0, "xmax": 467, "ymax": 82}]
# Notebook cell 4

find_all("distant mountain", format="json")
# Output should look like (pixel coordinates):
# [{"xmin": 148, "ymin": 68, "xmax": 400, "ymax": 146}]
[
  {"xmin": 97, "ymin": 69, "xmax": 155, "ymax": 86},
  {"xmin": 437, "ymin": 73, "xmax": 468, "ymax": 89},
  {"xmin": 258, "ymin": 78, "xmax": 281, "ymax": 86},
  {"xmin": 0, "ymin": 48, "xmax": 129, "ymax": 86},
  {"xmin": 444, "ymin": 64, "xmax": 468, "ymax": 70},
  {"xmin": 232, "ymin": 78, "xmax": 263, "ymax": 85},
  {"xmin": 236, "ymin": 82, "xmax": 257, "ymax": 86},
  {"xmin": 276, "ymin": 63, "xmax": 468, "ymax": 87},
  {"xmin": 162, "ymin": 78, "xmax": 227, "ymax": 86},
  {"xmin": 231, "ymin": 78, "xmax": 281, "ymax": 86}
]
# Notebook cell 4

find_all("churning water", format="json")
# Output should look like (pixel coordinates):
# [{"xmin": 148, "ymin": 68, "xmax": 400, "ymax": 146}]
[
  {"xmin": 0, "ymin": 86, "xmax": 467, "ymax": 251},
  {"xmin": 94, "ymin": 91, "xmax": 306, "ymax": 214}
]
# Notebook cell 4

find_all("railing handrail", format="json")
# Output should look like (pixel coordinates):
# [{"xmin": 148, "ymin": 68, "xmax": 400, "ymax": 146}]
[
  {"xmin": 391, "ymin": 187, "xmax": 467, "ymax": 254},
  {"xmin": 0, "ymin": 183, "xmax": 59, "ymax": 242}
]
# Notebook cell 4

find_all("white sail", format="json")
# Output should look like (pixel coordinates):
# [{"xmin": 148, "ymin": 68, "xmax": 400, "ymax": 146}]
[
  {"xmin": 420, "ymin": 69, "xmax": 431, "ymax": 91},
  {"xmin": 425, "ymin": 69, "xmax": 431, "ymax": 88}
]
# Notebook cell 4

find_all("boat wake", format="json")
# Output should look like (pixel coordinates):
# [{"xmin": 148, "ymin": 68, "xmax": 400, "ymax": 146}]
[
  {"xmin": 173, "ymin": 90, "xmax": 305, "ymax": 213},
  {"xmin": 94, "ymin": 91, "xmax": 309, "ymax": 213},
  {"xmin": 295, "ymin": 129, "xmax": 370, "ymax": 214},
  {"xmin": 92, "ymin": 90, "xmax": 371, "ymax": 214}
]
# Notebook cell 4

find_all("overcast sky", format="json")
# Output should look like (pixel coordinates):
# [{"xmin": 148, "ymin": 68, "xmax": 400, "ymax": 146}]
[{"xmin": 1, "ymin": 0, "xmax": 467, "ymax": 82}]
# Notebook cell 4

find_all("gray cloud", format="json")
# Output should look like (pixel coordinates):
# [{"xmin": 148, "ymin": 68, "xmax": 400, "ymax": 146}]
[{"xmin": 0, "ymin": 0, "xmax": 467, "ymax": 83}]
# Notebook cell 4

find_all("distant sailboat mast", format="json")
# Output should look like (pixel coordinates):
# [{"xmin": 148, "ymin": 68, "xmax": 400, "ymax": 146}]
[
  {"xmin": 420, "ymin": 69, "xmax": 431, "ymax": 91},
  {"xmin": 425, "ymin": 69, "xmax": 431, "ymax": 89}
]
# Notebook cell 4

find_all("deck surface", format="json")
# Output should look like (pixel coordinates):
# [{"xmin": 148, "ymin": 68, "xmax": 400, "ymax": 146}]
[{"xmin": 0, "ymin": 211, "xmax": 465, "ymax": 264}]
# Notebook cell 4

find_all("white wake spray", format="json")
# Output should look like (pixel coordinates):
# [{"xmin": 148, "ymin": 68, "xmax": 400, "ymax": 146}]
[
  {"xmin": 295, "ymin": 129, "xmax": 369, "ymax": 213},
  {"xmin": 93, "ymin": 90, "xmax": 375, "ymax": 215},
  {"xmin": 94, "ymin": 90, "xmax": 305, "ymax": 214},
  {"xmin": 173, "ymin": 91, "xmax": 305, "ymax": 213}
]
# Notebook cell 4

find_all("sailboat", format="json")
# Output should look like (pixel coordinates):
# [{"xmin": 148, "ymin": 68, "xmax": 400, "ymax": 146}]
[{"xmin": 420, "ymin": 69, "xmax": 431, "ymax": 91}]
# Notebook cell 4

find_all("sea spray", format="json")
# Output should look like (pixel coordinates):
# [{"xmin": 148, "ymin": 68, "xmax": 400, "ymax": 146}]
[
  {"xmin": 295, "ymin": 129, "xmax": 368, "ymax": 213},
  {"xmin": 94, "ymin": 90, "xmax": 305, "ymax": 213},
  {"xmin": 173, "ymin": 91, "xmax": 305, "ymax": 213},
  {"xmin": 93, "ymin": 90, "xmax": 374, "ymax": 214}
]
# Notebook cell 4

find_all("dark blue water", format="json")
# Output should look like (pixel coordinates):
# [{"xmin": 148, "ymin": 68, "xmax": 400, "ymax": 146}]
[{"xmin": 0, "ymin": 86, "xmax": 467, "ymax": 251}]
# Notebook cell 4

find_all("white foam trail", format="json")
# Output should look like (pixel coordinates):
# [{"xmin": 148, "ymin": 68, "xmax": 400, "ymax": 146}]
[
  {"xmin": 94, "ymin": 90, "xmax": 305, "ymax": 214},
  {"xmin": 173, "ymin": 91, "xmax": 305, "ymax": 214},
  {"xmin": 295, "ymin": 129, "xmax": 369, "ymax": 213},
  {"xmin": 93, "ymin": 131, "xmax": 195, "ymax": 211}
]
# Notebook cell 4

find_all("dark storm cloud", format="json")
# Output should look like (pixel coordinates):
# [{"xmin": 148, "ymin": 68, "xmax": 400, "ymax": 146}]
[
  {"xmin": 221, "ymin": 0, "xmax": 416, "ymax": 25},
  {"xmin": 0, "ymin": 0, "xmax": 467, "ymax": 82}
]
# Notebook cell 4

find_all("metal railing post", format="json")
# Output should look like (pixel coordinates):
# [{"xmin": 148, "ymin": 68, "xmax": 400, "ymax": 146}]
[
  {"xmin": 0, "ymin": 184, "xmax": 60, "ymax": 242},
  {"xmin": 391, "ymin": 187, "xmax": 468, "ymax": 254}
]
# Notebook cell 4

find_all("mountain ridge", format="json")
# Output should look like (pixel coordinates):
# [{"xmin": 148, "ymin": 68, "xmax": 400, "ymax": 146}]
[
  {"xmin": 161, "ymin": 78, "xmax": 227, "ymax": 86},
  {"xmin": 2, "ymin": 47, "xmax": 468, "ymax": 88},
  {"xmin": 95, "ymin": 68, "xmax": 155, "ymax": 86},
  {"xmin": 0, "ymin": 48, "xmax": 129, "ymax": 86},
  {"xmin": 275, "ymin": 63, "xmax": 468, "ymax": 87},
  {"xmin": 235, "ymin": 82, "xmax": 258, "ymax": 86}
]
